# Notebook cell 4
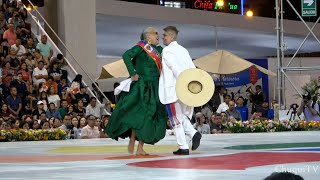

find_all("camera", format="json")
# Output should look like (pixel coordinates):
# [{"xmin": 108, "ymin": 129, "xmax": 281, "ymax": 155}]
[{"xmin": 302, "ymin": 93, "xmax": 311, "ymax": 103}]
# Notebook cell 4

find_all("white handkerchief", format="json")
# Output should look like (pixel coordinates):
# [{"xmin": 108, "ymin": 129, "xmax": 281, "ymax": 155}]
[{"xmin": 114, "ymin": 78, "xmax": 132, "ymax": 95}]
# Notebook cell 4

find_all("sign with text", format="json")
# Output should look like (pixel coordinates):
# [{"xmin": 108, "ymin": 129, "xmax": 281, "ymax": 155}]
[
  {"xmin": 302, "ymin": 0, "xmax": 317, "ymax": 17},
  {"xmin": 193, "ymin": 0, "xmax": 239, "ymax": 12}
]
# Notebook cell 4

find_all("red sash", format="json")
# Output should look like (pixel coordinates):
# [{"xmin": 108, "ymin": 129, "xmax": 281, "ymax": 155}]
[{"xmin": 137, "ymin": 41, "xmax": 162, "ymax": 72}]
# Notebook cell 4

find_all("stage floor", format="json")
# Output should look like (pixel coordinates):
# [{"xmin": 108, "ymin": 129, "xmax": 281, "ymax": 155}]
[{"xmin": 1, "ymin": 131, "xmax": 320, "ymax": 180}]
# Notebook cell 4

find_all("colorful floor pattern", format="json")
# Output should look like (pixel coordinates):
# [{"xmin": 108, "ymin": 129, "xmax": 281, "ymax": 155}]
[{"xmin": 1, "ymin": 131, "xmax": 320, "ymax": 179}]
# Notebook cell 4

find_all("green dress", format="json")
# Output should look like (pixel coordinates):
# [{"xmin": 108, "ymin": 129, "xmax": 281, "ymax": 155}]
[{"xmin": 105, "ymin": 44, "xmax": 167, "ymax": 144}]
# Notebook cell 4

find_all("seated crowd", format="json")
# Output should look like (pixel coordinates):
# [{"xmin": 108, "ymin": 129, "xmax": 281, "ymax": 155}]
[
  {"xmin": 0, "ymin": 0, "xmax": 111, "ymax": 139},
  {"xmin": 169, "ymin": 85, "xmax": 277, "ymax": 135}
]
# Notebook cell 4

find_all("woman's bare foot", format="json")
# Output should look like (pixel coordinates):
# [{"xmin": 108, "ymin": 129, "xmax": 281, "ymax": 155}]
[
  {"xmin": 128, "ymin": 138, "xmax": 135, "ymax": 154},
  {"xmin": 136, "ymin": 149, "xmax": 149, "ymax": 156},
  {"xmin": 128, "ymin": 131, "xmax": 136, "ymax": 154},
  {"xmin": 136, "ymin": 141, "xmax": 148, "ymax": 155}
]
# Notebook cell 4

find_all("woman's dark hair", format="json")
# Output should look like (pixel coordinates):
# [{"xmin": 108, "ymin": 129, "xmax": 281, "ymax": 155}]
[{"xmin": 72, "ymin": 74, "xmax": 82, "ymax": 83}]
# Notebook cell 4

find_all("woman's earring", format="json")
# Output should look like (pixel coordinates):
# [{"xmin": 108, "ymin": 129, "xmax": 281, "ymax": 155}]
[{"xmin": 147, "ymin": 40, "xmax": 151, "ymax": 44}]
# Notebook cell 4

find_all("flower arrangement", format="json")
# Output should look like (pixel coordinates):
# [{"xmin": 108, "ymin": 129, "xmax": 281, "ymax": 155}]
[
  {"xmin": 226, "ymin": 119, "xmax": 320, "ymax": 133},
  {"xmin": 0, "ymin": 129, "xmax": 67, "ymax": 142}
]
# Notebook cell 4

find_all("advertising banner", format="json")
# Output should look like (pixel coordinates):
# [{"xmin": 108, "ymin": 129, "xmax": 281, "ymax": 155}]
[{"xmin": 213, "ymin": 59, "xmax": 269, "ymax": 102}]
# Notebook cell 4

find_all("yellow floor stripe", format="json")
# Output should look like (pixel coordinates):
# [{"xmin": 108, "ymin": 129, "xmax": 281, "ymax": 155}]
[{"xmin": 48, "ymin": 145, "xmax": 178, "ymax": 154}]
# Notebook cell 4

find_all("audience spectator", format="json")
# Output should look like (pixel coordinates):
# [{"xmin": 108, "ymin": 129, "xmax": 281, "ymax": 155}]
[
  {"xmin": 255, "ymin": 101, "xmax": 274, "ymax": 120},
  {"xmin": 225, "ymin": 100, "xmax": 242, "ymax": 121},
  {"xmin": 48, "ymin": 61, "xmax": 62, "ymax": 82},
  {"xmin": 211, "ymin": 85, "xmax": 226, "ymax": 111},
  {"xmin": 0, "ymin": 103, "xmax": 13, "ymax": 120},
  {"xmin": 12, "ymin": 119, "xmax": 20, "ymax": 130},
  {"xmin": 200, "ymin": 103, "xmax": 212, "ymax": 120},
  {"xmin": 0, "ymin": 13, "xmax": 7, "ymax": 39},
  {"xmin": 86, "ymin": 97, "xmax": 110, "ymax": 118},
  {"xmin": 216, "ymin": 94, "xmax": 232, "ymax": 113},
  {"xmin": 58, "ymin": 78, "xmax": 68, "ymax": 96},
  {"xmin": 74, "ymin": 85, "xmax": 89, "ymax": 106},
  {"xmin": 10, "ymin": 73, "xmax": 27, "ymax": 98},
  {"xmin": 48, "ymin": 117, "xmax": 54, "ymax": 128},
  {"xmin": 53, "ymin": 117, "xmax": 61, "ymax": 128},
  {"xmin": 34, "ymin": 50, "xmax": 49, "ymax": 69},
  {"xmin": 81, "ymin": 115, "xmax": 101, "ymax": 139},
  {"xmin": 193, "ymin": 112, "xmax": 210, "ymax": 134},
  {"xmin": 10, "ymin": 38, "xmax": 25, "ymax": 57},
  {"xmin": 18, "ymin": 62, "xmax": 32, "ymax": 92},
  {"xmin": 15, "ymin": 26, "xmax": 30, "ymax": 45},
  {"xmin": 8, "ymin": 10, "xmax": 25, "ymax": 29},
  {"xmin": 68, "ymin": 74, "xmax": 82, "ymax": 95},
  {"xmin": 32, "ymin": 119, "xmax": 39, "ymax": 130},
  {"xmin": 39, "ymin": 112, "xmax": 47, "ymax": 124},
  {"xmin": 44, "ymin": 76, "xmax": 58, "ymax": 94},
  {"xmin": 6, "ymin": 48, "xmax": 20, "ymax": 70},
  {"xmin": 73, "ymin": 99, "xmax": 86, "ymax": 117},
  {"xmin": 22, "ymin": 121, "xmax": 29, "ymax": 130},
  {"xmin": 46, "ymin": 102, "xmax": 61, "ymax": 119},
  {"xmin": 39, "ymin": 91, "xmax": 48, "ymax": 111},
  {"xmin": 1, "ymin": 39, "xmax": 9, "ymax": 57},
  {"xmin": 24, "ymin": 52, "xmax": 36, "ymax": 71},
  {"xmin": 59, "ymin": 99, "xmax": 68, "ymax": 119},
  {"xmin": 40, "ymin": 121, "xmax": 50, "ymax": 130},
  {"xmin": 70, "ymin": 116, "xmax": 80, "ymax": 139},
  {"xmin": 210, "ymin": 113, "xmax": 230, "ymax": 134},
  {"xmin": 0, "ymin": 120, "xmax": 10, "ymax": 131},
  {"xmin": 3, "ymin": 23, "xmax": 17, "ymax": 46},
  {"xmin": 32, "ymin": 61, "xmax": 48, "ymax": 88},
  {"xmin": 36, "ymin": 35, "xmax": 53, "ymax": 59},
  {"xmin": 25, "ymin": 38, "xmax": 36, "ymax": 55},
  {"xmin": 235, "ymin": 96, "xmax": 249, "ymax": 121},
  {"xmin": 58, "ymin": 114, "xmax": 72, "ymax": 132},
  {"xmin": 6, "ymin": 86, "xmax": 21, "ymax": 117}
]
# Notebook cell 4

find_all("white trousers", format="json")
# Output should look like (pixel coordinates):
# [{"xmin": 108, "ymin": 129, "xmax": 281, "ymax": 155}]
[{"xmin": 167, "ymin": 101, "xmax": 196, "ymax": 149}]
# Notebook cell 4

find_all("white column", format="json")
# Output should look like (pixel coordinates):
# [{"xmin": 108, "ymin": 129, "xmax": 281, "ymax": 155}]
[{"xmin": 57, "ymin": 0, "xmax": 97, "ymax": 81}]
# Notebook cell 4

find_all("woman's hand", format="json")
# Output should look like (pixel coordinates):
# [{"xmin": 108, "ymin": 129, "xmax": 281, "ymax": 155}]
[{"xmin": 131, "ymin": 74, "xmax": 139, "ymax": 81}]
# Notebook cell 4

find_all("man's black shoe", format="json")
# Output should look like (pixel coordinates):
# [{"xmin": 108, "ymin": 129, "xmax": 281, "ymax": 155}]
[
  {"xmin": 191, "ymin": 132, "xmax": 202, "ymax": 151},
  {"xmin": 173, "ymin": 149, "xmax": 189, "ymax": 155}
]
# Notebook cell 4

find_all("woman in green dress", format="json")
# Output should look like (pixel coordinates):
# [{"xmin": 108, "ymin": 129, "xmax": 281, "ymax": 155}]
[{"xmin": 105, "ymin": 27, "xmax": 167, "ymax": 155}]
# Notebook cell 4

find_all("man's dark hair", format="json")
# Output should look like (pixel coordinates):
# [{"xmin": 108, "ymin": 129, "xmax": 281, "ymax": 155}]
[
  {"xmin": 223, "ymin": 94, "xmax": 231, "ymax": 99},
  {"xmin": 264, "ymin": 172, "xmax": 304, "ymax": 180},
  {"xmin": 57, "ymin": 54, "xmax": 63, "ymax": 60},
  {"xmin": 237, "ymin": 96, "xmax": 244, "ymax": 100}
]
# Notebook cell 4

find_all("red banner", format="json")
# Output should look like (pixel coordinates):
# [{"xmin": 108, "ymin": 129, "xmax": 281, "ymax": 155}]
[{"xmin": 249, "ymin": 66, "xmax": 258, "ymax": 85}]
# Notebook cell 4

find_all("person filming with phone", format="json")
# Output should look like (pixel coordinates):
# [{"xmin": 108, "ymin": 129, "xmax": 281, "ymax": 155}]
[{"xmin": 297, "ymin": 93, "xmax": 320, "ymax": 121}]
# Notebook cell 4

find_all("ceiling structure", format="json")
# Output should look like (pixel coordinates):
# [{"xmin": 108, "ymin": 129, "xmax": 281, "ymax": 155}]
[{"xmin": 96, "ymin": 13, "xmax": 320, "ymax": 60}]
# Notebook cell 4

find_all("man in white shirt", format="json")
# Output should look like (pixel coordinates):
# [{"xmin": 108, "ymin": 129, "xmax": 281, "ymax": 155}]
[
  {"xmin": 11, "ymin": 39, "xmax": 26, "ymax": 57},
  {"xmin": 85, "ymin": 97, "xmax": 111, "ymax": 118},
  {"xmin": 159, "ymin": 26, "xmax": 201, "ymax": 155},
  {"xmin": 32, "ymin": 61, "xmax": 48, "ymax": 88},
  {"xmin": 216, "ymin": 94, "xmax": 232, "ymax": 113}
]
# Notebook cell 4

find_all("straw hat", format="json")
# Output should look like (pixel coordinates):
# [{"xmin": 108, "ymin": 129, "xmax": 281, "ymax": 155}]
[{"xmin": 176, "ymin": 68, "xmax": 215, "ymax": 107}]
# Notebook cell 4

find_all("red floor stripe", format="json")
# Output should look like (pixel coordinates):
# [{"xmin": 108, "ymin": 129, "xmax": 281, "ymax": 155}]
[{"xmin": 128, "ymin": 152, "xmax": 320, "ymax": 170}]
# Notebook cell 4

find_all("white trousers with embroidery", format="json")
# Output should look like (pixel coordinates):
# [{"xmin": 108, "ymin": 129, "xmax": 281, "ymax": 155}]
[{"xmin": 167, "ymin": 101, "xmax": 196, "ymax": 150}]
